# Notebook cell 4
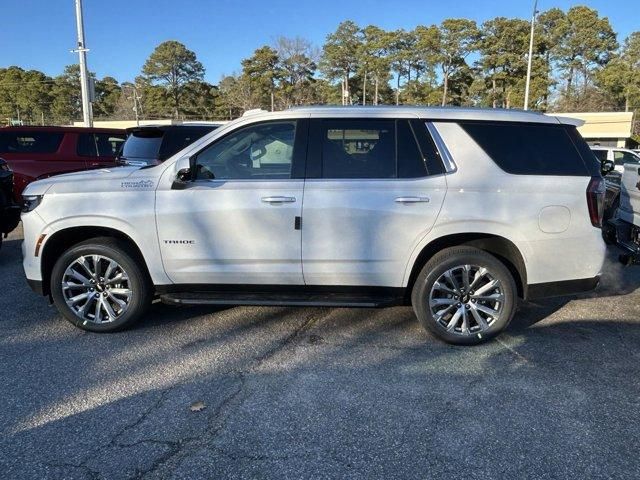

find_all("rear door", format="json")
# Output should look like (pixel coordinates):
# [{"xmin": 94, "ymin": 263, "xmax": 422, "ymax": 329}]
[{"xmin": 301, "ymin": 118, "xmax": 447, "ymax": 287}]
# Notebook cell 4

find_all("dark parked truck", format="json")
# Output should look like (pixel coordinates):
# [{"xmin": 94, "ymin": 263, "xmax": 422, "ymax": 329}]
[
  {"xmin": 606, "ymin": 162, "xmax": 640, "ymax": 264},
  {"xmin": 0, "ymin": 158, "xmax": 21, "ymax": 248}
]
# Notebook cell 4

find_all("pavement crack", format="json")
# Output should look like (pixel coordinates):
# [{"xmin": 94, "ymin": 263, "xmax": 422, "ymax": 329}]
[{"xmin": 44, "ymin": 460, "xmax": 101, "ymax": 480}]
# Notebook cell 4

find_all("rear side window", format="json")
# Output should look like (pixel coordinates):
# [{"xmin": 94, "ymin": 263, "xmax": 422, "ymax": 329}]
[
  {"xmin": 77, "ymin": 133, "xmax": 125, "ymax": 157},
  {"xmin": 460, "ymin": 122, "xmax": 591, "ymax": 176},
  {"xmin": 0, "ymin": 132, "xmax": 63, "ymax": 154},
  {"xmin": 159, "ymin": 127, "xmax": 215, "ymax": 161},
  {"xmin": 319, "ymin": 119, "xmax": 431, "ymax": 179}
]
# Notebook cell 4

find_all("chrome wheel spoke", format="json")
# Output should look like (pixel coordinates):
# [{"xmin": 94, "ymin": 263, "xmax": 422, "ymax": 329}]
[
  {"xmin": 472, "ymin": 293, "xmax": 504, "ymax": 302},
  {"xmin": 67, "ymin": 269, "xmax": 91, "ymax": 286},
  {"xmin": 468, "ymin": 267, "xmax": 487, "ymax": 291},
  {"xmin": 473, "ymin": 279, "xmax": 499, "ymax": 297},
  {"xmin": 473, "ymin": 302, "xmax": 499, "ymax": 318},
  {"xmin": 433, "ymin": 281, "xmax": 457, "ymax": 295},
  {"xmin": 469, "ymin": 304, "xmax": 489, "ymax": 330},
  {"xmin": 446, "ymin": 308, "xmax": 463, "ymax": 331},
  {"xmin": 104, "ymin": 260, "xmax": 117, "ymax": 281},
  {"xmin": 69, "ymin": 292, "xmax": 91, "ymax": 305},
  {"xmin": 444, "ymin": 269, "xmax": 461, "ymax": 292},
  {"xmin": 430, "ymin": 297, "xmax": 457, "ymax": 308},
  {"xmin": 462, "ymin": 265, "xmax": 471, "ymax": 291}
]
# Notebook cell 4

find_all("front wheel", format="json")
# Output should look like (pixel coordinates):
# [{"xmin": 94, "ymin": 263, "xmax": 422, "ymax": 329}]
[
  {"xmin": 50, "ymin": 237, "xmax": 152, "ymax": 332},
  {"xmin": 411, "ymin": 246, "xmax": 517, "ymax": 345}
]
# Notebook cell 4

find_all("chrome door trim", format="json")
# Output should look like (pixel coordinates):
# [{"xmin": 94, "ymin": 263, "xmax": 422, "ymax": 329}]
[{"xmin": 426, "ymin": 122, "xmax": 457, "ymax": 173}]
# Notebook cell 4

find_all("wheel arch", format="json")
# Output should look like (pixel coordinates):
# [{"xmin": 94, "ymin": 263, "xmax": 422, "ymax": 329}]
[
  {"xmin": 40, "ymin": 226, "xmax": 151, "ymax": 297},
  {"xmin": 405, "ymin": 233, "xmax": 527, "ymax": 301}
]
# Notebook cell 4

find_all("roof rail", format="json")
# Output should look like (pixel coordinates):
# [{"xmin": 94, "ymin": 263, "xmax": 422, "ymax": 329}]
[{"xmin": 242, "ymin": 108, "xmax": 269, "ymax": 117}]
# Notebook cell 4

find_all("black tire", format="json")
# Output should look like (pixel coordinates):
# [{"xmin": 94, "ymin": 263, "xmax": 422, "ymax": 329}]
[
  {"xmin": 50, "ymin": 237, "xmax": 152, "ymax": 332},
  {"xmin": 411, "ymin": 246, "xmax": 517, "ymax": 345}
]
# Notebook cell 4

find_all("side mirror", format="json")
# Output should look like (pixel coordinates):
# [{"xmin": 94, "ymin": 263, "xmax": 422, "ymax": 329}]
[
  {"xmin": 601, "ymin": 159, "xmax": 615, "ymax": 176},
  {"xmin": 171, "ymin": 156, "xmax": 194, "ymax": 190}
]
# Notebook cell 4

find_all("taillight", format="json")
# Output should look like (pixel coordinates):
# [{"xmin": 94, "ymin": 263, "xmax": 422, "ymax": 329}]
[{"xmin": 586, "ymin": 176, "xmax": 606, "ymax": 228}]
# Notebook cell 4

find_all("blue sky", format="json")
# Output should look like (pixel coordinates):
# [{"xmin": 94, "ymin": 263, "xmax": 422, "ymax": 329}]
[{"xmin": 0, "ymin": 0, "xmax": 637, "ymax": 83}]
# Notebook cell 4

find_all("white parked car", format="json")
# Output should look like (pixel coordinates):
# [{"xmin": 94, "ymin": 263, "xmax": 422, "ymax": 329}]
[
  {"xmin": 21, "ymin": 107, "xmax": 608, "ymax": 345},
  {"xmin": 590, "ymin": 146, "xmax": 640, "ymax": 173}
]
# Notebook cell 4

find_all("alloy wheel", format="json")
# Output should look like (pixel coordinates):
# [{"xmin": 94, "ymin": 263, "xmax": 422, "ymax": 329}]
[
  {"xmin": 429, "ymin": 264, "xmax": 504, "ymax": 337},
  {"xmin": 61, "ymin": 254, "xmax": 132, "ymax": 325}
]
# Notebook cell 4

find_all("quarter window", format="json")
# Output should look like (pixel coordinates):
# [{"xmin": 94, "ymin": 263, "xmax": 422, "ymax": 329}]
[
  {"xmin": 0, "ymin": 132, "xmax": 63, "ymax": 154},
  {"xmin": 460, "ymin": 122, "xmax": 590, "ymax": 176},
  {"xmin": 195, "ymin": 121, "xmax": 296, "ymax": 180}
]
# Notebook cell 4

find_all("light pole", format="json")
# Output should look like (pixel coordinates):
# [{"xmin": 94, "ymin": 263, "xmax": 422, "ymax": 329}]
[
  {"xmin": 73, "ymin": 0, "xmax": 93, "ymax": 126},
  {"xmin": 524, "ymin": 0, "xmax": 538, "ymax": 111}
]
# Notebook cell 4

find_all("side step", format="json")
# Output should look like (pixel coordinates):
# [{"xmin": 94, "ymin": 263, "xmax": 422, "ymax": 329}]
[{"xmin": 160, "ymin": 291, "xmax": 402, "ymax": 308}]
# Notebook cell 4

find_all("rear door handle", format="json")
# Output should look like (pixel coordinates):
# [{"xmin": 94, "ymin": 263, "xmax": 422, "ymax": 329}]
[
  {"xmin": 395, "ymin": 196, "xmax": 430, "ymax": 204},
  {"xmin": 261, "ymin": 196, "xmax": 296, "ymax": 204}
]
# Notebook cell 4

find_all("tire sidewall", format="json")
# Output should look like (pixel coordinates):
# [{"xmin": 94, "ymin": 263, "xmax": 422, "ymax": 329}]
[
  {"xmin": 51, "ymin": 241, "xmax": 149, "ymax": 332},
  {"xmin": 412, "ymin": 248, "xmax": 517, "ymax": 345}
]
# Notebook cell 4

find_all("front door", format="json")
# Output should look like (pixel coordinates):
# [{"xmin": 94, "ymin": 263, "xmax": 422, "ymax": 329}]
[{"xmin": 156, "ymin": 119, "xmax": 307, "ymax": 285}]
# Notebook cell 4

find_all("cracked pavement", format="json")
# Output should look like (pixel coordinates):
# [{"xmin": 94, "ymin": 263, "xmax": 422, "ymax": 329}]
[{"xmin": 2, "ymin": 226, "xmax": 640, "ymax": 479}]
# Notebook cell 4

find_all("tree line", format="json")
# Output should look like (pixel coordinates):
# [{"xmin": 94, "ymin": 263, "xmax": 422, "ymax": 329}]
[{"xmin": 1, "ymin": 5, "xmax": 639, "ymax": 127}]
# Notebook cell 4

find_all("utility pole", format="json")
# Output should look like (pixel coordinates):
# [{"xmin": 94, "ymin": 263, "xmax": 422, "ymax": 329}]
[
  {"xmin": 74, "ymin": 0, "xmax": 93, "ymax": 126},
  {"xmin": 524, "ymin": 0, "xmax": 538, "ymax": 111}
]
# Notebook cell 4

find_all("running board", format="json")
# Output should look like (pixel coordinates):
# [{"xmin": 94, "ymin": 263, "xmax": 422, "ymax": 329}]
[{"xmin": 159, "ymin": 291, "xmax": 402, "ymax": 308}]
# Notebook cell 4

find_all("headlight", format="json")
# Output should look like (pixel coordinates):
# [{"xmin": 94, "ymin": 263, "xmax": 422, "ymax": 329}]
[{"xmin": 22, "ymin": 195, "xmax": 43, "ymax": 213}]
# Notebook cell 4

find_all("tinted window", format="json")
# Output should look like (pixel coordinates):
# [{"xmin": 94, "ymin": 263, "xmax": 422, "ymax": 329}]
[
  {"xmin": 121, "ymin": 131, "xmax": 163, "ymax": 160},
  {"xmin": 613, "ymin": 150, "xmax": 640, "ymax": 166},
  {"xmin": 195, "ymin": 121, "xmax": 295, "ymax": 180},
  {"xmin": 591, "ymin": 149, "xmax": 608, "ymax": 162},
  {"xmin": 460, "ymin": 122, "xmax": 590, "ymax": 176},
  {"xmin": 96, "ymin": 134, "xmax": 125, "ymax": 156},
  {"xmin": 397, "ymin": 121, "xmax": 429, "ymax": 178},
  {"xmin": 77, "ymin": 133, "xmax": 97, "ymax": 156},
  {"xmin": 0, "ymin": 132, "xmax": 63, "ymax": 154},
  {"xmin": 321, "ymin": 120, "xmax": 396, "ymax": 178},
  {"xmin": 159, "ymin": 127, "xmax": 215, "ymax": 161}
]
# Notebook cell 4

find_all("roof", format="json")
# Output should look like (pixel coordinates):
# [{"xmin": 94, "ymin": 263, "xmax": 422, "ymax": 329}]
[
  {"xmin": 554, "ymin": 111, "xmax": 634, "ymax": 139},
  {"xmin": 126, "ymin": 124, "xmax": 221, "ymax": 133},
  {"xmin": 0, "ymin": 125, "xmax": 125, "ymax": 133},
  {"xmin": 242, "ymin": 105, "xmax": 578, "ymax": 125}
]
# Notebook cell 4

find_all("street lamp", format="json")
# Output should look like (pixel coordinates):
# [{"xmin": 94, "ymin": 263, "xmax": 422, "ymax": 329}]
[{"xmin": 524, "ymin": 0, "xmax": 538, "ymax": 111}]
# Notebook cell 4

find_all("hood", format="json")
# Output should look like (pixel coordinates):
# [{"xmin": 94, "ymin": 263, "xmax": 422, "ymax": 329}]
[{"xmin": 22, "ymin": 167, "xmax": 146, "ymax": 196}]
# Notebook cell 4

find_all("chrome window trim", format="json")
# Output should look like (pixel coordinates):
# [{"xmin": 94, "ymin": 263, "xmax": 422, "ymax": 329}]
[{"xmin": 426, "ymin": 122, "xmax": 457, "ymax": 173}]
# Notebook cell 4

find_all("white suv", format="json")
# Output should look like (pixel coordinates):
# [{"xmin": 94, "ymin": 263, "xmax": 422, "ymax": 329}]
[{"xmin": 21, "ymin": 107, "xmax": 607, "ymax": 345}]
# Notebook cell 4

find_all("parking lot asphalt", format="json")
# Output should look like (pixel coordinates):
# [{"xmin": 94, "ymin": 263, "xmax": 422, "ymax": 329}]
[{"xmin": 2, "ymin": 225, "xmax": 640, "ymax": 479}]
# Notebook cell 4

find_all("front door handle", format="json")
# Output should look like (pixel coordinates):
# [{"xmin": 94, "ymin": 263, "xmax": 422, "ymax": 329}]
[
  {"xmin": 395, "ymin": 196, "xmax": 430, "ymax": 204},
  {"xmin": 261, "ymin": 196, "xmax": 296, "ymax": 204}
]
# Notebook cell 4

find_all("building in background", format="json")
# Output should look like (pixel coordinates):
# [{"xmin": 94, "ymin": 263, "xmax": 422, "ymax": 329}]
[{"xmin": 555, "ymin": 112, "xmax": 637, "ymax": 149}]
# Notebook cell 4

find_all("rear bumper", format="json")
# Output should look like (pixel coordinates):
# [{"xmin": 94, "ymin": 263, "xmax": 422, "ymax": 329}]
[{"xmin": 526, "ymin": 276, "xmax": 600, "ymax": 300}]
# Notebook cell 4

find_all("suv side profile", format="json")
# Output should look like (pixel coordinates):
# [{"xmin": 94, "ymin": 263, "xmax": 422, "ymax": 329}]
[
  {"xmin": 21, "ymin": 107, "xmax": 607, "ymax": 345},
  {"xmin": 0, "ymin": 126, "xmax": 126, "ymax": 202}
]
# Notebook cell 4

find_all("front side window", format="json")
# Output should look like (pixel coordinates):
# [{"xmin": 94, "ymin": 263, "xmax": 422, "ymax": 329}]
[
  {"xmin": 613, "ymin": 150, "xmax": 640, "ymax": 165},
  {"xmin": 0, "ymin": 132, "xmax": 64, "ymax": 154},
  {"xmin": 195, "ymin": 121, "xmax": 295, "ymax": 180}
]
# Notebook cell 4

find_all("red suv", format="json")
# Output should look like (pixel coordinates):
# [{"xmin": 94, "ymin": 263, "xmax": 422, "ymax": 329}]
[{"xmin": 0, "ymin": 126, "xmax": 126, "ymax": 202}]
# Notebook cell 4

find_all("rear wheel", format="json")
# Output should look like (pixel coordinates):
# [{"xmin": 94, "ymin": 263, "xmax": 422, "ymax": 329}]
[
  {"xmin": 411, "ymin": 246, "xmax": 517, "ymax": 345},
  {"xmin": 50, "ymin": 237, "xmax": 152, "ymax": 332}
]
